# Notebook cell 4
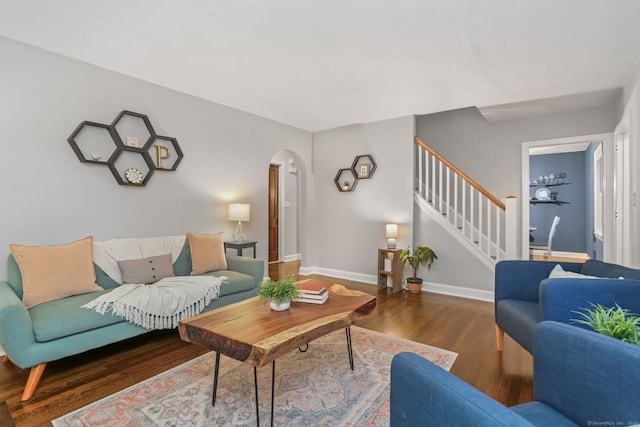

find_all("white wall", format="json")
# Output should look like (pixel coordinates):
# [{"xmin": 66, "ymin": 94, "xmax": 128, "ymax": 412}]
[
  {"xmin": 0, "ymin": 36, "xmax": 313, "ymax": 280},
  {"xmin": 619, "ymin": 59, "xmax": 640, "ymax": 267},
  {"xmin": 306, "ymin": 116, "xmax": 414, "ymax": 282}
]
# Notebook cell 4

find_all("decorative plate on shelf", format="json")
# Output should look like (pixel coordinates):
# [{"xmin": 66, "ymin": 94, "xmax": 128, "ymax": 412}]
[
  {"xmin": 124, "ymin": 168, "xmax": 144, "ymax": 184},
  {"xmin": 534, "ymin": 187, "xmax": 551, "ymax": 201}
]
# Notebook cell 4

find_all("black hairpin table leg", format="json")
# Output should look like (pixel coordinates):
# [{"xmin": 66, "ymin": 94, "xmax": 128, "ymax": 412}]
[
  {"xmin": 212, "ymin": 352, "xmax": 221, "ymax": 405},
  {"xmin": 346, "ymin": 327, "xmax": 354, "ymax": 370}
]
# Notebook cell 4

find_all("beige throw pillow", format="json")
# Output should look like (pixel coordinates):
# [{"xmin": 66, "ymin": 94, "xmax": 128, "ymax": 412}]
[
  {"xmin": 10, "ymin": 236, "xmax": 103, "ymax": 308},
  {"xmin": 118, "ymin": 254, "xmax": 175, "ymax": 284},
  {"xmin": 186, "ymin": 232, "xmax": 227, "ymax": 275}
]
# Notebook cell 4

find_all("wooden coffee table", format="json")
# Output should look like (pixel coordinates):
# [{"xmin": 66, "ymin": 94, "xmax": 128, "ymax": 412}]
[{"xmin": 178, "ymin": 283, "xmax": 376, "ymax": 426}]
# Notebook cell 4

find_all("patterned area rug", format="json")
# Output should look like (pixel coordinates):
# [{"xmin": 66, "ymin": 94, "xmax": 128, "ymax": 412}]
[{"xmin": 52, "ymin": 326, "xmax": 457, "ymax": 427}]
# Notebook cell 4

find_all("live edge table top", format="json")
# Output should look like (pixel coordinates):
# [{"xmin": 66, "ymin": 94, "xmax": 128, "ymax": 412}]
[{"xmin": 178, "ymin": 284, "xmax": 376, "ymax": 368}]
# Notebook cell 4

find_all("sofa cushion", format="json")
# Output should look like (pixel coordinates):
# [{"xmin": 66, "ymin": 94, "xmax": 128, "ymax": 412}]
[
  {"xmin": 118, "ymin": 254, "xmax": 175, "ymax": 284},
  {"xmin": 10, "ymin": 236, "xmax": 103, "ymax": 308},
  {"xmin": 495, "ymin": 299, "xmax": 539, "ymax": 353},
  {"xmin": 579, "ymin": 259, "xmax": 640, "ymax": 279},
  {"xmin": 29, "ymin": 290, "xmax": 125, "ymax": 342},
  {"xmin": 511, "ymin": 402, "xmax": 579, "ymax": 427},
  {"xmin": 200, "ymin": 270, "xmax": 257, "ymax": 296},
  {"xmin": 186, "ymin": 232, "xmax": 227, "ymax": 275}
]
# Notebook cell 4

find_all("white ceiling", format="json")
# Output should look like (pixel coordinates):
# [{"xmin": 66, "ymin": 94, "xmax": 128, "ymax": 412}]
[{"xmin": 2, "ymin": 1, "xmax": 640, "ymax": 132}]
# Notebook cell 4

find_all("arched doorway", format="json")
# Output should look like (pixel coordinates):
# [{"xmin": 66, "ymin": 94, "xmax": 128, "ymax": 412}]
[{"xmin": 268, "ymin": 150, "xmax": 303, "ymax": 264}]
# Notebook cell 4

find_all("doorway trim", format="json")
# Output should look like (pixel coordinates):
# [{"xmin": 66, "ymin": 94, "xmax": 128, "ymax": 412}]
[
  {"xmin": 521, "ymin": 132, "xmax": 614, "ymax": 260},
  {"xmin": 269, "ymin": 160, "xmax": 286, "ymax": 263}
]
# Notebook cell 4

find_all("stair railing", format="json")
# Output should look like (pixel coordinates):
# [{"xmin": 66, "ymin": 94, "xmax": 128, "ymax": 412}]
[{"xmin": 414, "ymin": 136, "xmax": 516, "ymax": 262}]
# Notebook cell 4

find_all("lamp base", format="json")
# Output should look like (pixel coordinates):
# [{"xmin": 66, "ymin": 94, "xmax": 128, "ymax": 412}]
[
  {"xmin": 387, "ymin": 238, "xmax": 396, "ymax": 249},
  {"xmin": 232, "ymin": 221, "xmax": 247, "ymax": 242}
]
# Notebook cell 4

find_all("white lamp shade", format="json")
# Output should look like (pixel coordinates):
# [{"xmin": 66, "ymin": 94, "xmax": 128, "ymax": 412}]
[
  {"xmin": 228, "ymin": 203, "xmax": 250, "ymax": 222},
  {"xmin": 386, "ymin": 223, "xmax": 398, "ymax": 238}
]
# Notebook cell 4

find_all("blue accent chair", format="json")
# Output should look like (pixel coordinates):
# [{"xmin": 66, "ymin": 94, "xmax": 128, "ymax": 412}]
[
  {"xmin": 390, "ymin": 321, "xmax": 640, "ymax": 426},
  {"xmin": 495, "ymin": 259, "xmax": 640, "ymax": 353}
]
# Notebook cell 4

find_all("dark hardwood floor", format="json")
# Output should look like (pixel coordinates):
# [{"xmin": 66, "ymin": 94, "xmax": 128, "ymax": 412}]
[{"xmin": 0, "ymin": 260, "xmax": 532, "ymax": 426}]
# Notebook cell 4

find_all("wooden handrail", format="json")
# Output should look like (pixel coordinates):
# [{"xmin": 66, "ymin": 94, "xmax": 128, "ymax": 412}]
[{"xmin": 414, "ymin": 136, "xmax": 505, "ymax": 210}]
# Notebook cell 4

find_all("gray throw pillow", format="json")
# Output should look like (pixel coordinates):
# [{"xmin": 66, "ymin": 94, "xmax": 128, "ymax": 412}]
[{"xmin": 117, "ymin": 254, "xmax": 175, "ymax": 284}]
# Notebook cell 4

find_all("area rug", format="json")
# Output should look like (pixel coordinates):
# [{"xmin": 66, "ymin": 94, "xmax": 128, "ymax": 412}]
[{"xmin": 52, "ymin": 326, "xmax": 457, "ymax": 427}]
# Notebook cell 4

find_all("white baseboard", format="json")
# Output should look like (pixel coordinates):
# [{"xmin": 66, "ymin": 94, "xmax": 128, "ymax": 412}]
[
  {"xmin": 298, "ymin": 266, "xmax": 493, "ymax": 302},
  {"xmin": 0, "ymin": 345, "xmax": 4, "ymax": 357},
  {"xmin": 420, "ymin": 281, "xmax": 494, "ymax": 302},
  {"xmin": 283, "ymin": 253, "xmax": 301, "ymax": 262},
  {"xmin": 298, "ymin": 266, "xmax": 377, "ymax": 285}
]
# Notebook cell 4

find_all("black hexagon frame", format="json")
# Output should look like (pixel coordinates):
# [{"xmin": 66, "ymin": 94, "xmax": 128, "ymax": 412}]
[{"xmin": 68, "ymin": 111, "xmax": 183, "ymax": 187}]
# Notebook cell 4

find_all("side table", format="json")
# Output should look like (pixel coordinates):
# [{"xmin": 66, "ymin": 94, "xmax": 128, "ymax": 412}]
[
  {"xmin": 224, "ymin": 240, "xmax": 257, "ymax": 258},
  {"xmin": 377, "ymin": 248, "xmax": 402, "ymax": 294}
]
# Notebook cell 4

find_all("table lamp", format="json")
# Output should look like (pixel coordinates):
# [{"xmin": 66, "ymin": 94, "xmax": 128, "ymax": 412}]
[
  {"xmin": 228, "ymin": 203, "xmax": 250, "ymax": 241},
  {"xmin": 386, "ymin": 223, "xmax": 398, "ymax": 249}
]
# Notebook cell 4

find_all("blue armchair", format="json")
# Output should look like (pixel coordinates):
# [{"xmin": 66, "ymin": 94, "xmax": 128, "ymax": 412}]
[
  {"xmin": 495, "ymin": 259, "xmax": 640, "ymax": 353},
  {"xmin": 390, "ymin": 321, "xmax": 640, "ymax": 426}
]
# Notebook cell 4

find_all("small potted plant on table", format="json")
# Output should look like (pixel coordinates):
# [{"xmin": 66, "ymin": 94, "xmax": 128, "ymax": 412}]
[
  {"xmin": 257, "ymin": 275, "xmax": 300, "ymax": 311},
  {"xmin": 400, "ymin": 245, "xmax": 438, "ymax": 294}
]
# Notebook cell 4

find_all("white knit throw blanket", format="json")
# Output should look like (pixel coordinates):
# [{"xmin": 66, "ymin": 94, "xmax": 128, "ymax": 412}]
[{"xmin": 83, "ymin": 235, "xmax": 224, "ymax": 330}]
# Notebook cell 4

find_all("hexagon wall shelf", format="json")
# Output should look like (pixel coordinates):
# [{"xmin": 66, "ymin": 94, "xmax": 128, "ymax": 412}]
[
  {"xmin": 334, "ymin": 154, "xmax": 376, "ymax": 192},
  {"xmin": 68, "ymin": 111, "xmax": 183, "ymax": 186}
]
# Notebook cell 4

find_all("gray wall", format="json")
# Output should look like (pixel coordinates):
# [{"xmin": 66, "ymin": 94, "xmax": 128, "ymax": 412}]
[
  {"xmin": 415, "ymin": 106, "xmax": 616, "ymax": 203},
  {"xmin": 0, "ymin": 36, "xmax": 313, "ymax": 280},
  {"xmin": 307, "ymin": 116, "xmax": 414, "ymax": 280},
  {"xmin": 529, "ymin": 152, "xmax": 586, "ymax": 253}
]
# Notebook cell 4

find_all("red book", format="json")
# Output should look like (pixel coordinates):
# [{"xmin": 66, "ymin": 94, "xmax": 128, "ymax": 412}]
[{"xmin": 296, "ymin": 279, "xmax": 326, "ymax": 295}]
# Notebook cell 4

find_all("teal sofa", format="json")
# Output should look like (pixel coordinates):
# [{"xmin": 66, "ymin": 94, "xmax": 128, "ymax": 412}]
[{"xmin": 0, "ymin": 239, "xmax": 264, "ymax": 400}]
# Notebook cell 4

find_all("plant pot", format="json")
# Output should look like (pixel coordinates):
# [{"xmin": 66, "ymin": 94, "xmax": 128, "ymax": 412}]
[
  {"xmin": 269, "ymin": 300, "xmax": 291, "ymax": 311},
  {"xmin": 406, "ymin": 278, "xmax": 423, "ymax": 294}
]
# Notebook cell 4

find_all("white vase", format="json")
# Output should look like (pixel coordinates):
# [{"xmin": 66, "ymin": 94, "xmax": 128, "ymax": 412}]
[{"xmin": 269, "ymin": 300, "xmax": 291, "ymax": 311}]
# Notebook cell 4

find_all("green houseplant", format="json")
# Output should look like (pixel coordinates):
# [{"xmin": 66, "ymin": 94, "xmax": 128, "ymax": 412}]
[
  {"xmin": 572, "ymin": 303, "xmax": 640, "ymax": 345},
  {"xmin": 257, "ymin": 275, "xmax": 300, "ymax": 311},
  {"xmin": 400, "ymin": 245, "xmax": 438, "ymax": 294}
]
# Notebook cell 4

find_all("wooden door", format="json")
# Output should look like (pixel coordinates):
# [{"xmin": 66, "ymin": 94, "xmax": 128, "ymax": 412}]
[{"xmin": 268, "ymin": 164, "xmax": 279, "ymax": 262}]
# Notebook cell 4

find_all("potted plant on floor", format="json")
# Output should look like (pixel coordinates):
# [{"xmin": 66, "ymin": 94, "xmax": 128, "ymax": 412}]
[
  {"xmin": 257, "ymin": 275, "xmax": 300, "ymax": 311},
  {"xmin": 400, "ymin": 245, "xmax": 438, "ymax": 294}
]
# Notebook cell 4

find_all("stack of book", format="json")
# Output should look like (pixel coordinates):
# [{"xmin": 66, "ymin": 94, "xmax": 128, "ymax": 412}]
[{"xmin": 294, "ymin": 279, "xmax": 329, "ymax": 304}]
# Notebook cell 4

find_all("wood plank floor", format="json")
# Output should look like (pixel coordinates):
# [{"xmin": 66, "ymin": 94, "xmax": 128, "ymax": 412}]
[{"xmin": 0, "ymin": 261, "xmax": 533, "ymax": 426}]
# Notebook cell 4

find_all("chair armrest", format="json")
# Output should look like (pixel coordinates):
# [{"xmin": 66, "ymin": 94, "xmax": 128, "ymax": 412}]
[
  {"xmin": 495, "ymin": 261, "xmax": 581, "ymax": 319},
  {"xmin": 0, "ymin": 281, "xmax": 37, "ymax": 368},
  {"xmin": 540, "ymin": 278, "xmax": 640, "ymax": 325},
  {"xmin": 390, "ymin": 352, "xmax": 533, "ymax": 427},
  {"xmin": 533, "ymin": 321, "xmax": 640, "ymax": 425},
  {"xmin": 495, "ymin": 260, "xmax": 582, "ymax": 302},
  {"xmin": 225, "ymin": 256, "xmax": 264, "ymax": 287}
]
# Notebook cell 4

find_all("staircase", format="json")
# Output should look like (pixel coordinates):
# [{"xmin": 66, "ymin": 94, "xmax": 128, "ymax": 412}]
[{"xmin": 414, "ymin": 137, "xmax": 517, "ymax": 268}]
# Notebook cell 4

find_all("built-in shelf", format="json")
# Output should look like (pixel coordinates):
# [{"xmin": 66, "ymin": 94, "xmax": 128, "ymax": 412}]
[{"xmin": 530, "ymin": 200, "xmax": 570, "ymax": 205}]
